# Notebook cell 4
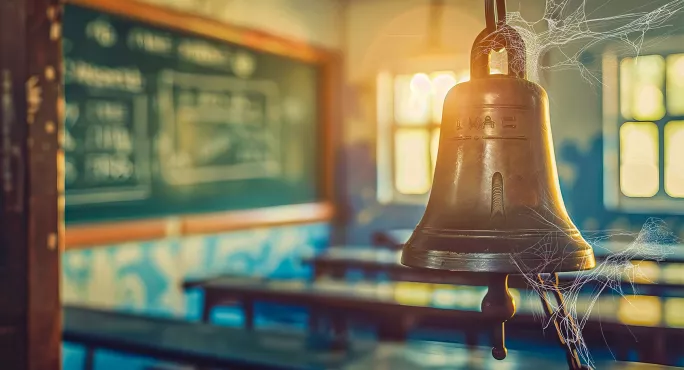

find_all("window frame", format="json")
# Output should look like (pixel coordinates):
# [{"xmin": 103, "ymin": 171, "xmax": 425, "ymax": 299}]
[
  {"xmin": 376, "ymin": 55, "xmax": 470, "ymax": 205},
  {"xmin": 602, "ymin": 36, "xmax": 684, "ymax": 214}
]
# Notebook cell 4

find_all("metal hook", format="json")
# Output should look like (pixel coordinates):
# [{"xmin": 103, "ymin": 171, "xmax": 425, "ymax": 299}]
[{"xmin": 485, "ymin": 0, "xmax": 507, "ymax": 32}]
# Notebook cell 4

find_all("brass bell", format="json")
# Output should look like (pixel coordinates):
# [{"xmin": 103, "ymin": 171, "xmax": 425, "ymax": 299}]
[{"xmin": 401, "ymin": 25, "xmax": 596, "ymax": 274}]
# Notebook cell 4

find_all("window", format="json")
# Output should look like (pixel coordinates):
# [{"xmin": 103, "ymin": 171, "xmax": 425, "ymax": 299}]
[
  {"xmin": 605, "ymin": 51, "xmax": 684, "ymax": 212},
  {"xmin": 376, "ymin": 52, "xmax": 506, "ymax": 203},
  {"xmin": 376, "ymin": 70, "xmax": 468, "ymax": 203}
]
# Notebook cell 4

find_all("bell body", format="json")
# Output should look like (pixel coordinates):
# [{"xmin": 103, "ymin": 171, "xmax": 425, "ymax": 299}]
[{"xmin": 401, "ymin": 75, "xmax": 596, "ymax": 273}]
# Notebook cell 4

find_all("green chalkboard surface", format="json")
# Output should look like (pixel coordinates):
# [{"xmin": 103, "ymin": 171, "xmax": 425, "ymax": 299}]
[{"xmin": 63, "ymin": 3, "xmax": 324, "ymax": 224}]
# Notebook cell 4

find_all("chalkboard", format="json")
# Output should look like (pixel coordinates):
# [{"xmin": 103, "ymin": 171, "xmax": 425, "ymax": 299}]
[{"xmin": 63, "ymin": 3, "xmax": 326, "ymax": 224}]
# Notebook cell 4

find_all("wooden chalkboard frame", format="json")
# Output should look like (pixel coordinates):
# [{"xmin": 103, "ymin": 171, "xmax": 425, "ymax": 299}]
[{"xmin": 63, "ymin": 0, "xmax": 338, "ymax": 249}]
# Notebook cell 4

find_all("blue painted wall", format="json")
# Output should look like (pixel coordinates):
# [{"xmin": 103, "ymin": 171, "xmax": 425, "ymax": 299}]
[{"xmin": 62, "ymin": 222, "xmax": 329, "ymax": 369}]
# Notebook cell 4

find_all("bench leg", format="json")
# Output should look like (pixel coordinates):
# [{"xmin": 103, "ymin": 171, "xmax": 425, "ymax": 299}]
[
  {"xmin": 332, "ymin": 316, "xmax": 347, "ymax": 341},
  {"xmin": 243, "ymin": 299, "xmax": 254, "ymax": 330},
  {"xmin": 309, "ymin": 309, "xmax": 321, "ymax": 334},
  {"xmin": 465, "ymin": 330, "xmax": 478, "ymax": 349},
  {"xmin": 646, "ymin": 333, "xmax": 667, "ymax": 365},
  {"xmin": 201, "ymin": 291, "xmax": 215, "ymax": 323},
  {"xmin": 83, "ymin": 347, "xmax": 95, "ymax": 370}
]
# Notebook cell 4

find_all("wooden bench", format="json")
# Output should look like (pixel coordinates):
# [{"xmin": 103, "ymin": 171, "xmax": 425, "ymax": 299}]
[
  {"xmin": 63, "ymin": 305, "xmax": 680, "ymax": 370},
  {"xmin": 63, "ymin": 305, "xmax": 375, "ymax": 370},
  {"xmin": 184, "ymin": 276, "xmax": 684, "ymax": 365},
  {"xmin": 302, "ymin": 246, "xmax": 684, "ymax": 297},
  {"xmin": 371, "ymin": 229, "xmax": 412, "ymax": 250}
]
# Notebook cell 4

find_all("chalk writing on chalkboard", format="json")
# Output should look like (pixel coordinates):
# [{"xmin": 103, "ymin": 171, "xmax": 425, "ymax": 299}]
[
  {"xmin": 64, "ymin": 90, "xmax": 151, "ymax": 205},
  {"xmin": 157, "ymin": 70, "xmax": 281, "ymax": 186},
  {"xmin": 63, "ymin": 2, "xmax": 323, "ymax": 223}
]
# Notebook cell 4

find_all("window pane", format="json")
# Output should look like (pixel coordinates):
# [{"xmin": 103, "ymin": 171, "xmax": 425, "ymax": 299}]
[
  {"xmin": 430, "ymin": 72, "xmax": 457, "ymax": 124},
  {"xmin": 667, "ymin": 54, "xmax": 684, "ymax": 115},
  {"xmin": 665, "ymin": 298, "xmax": 684, "ymax": 328},
  {"xmin": 394, "ymin": 74, "xmax": 431, "ymax": 125},
  {"xmin": 394, "ymin": 282, "xmax": 432, "ymax": 306},
  {"xmin": 620, "ymin": 55, "xmax": 666, "ymax": 121},
  {"xmin": 620, "ymin": 58, "xmax": 633, "ymax": 119},
  {"xmin": 431, "ymin": 128, "xmax": 440, "ymax": 173},
  {"xmin": 620, "ymin": 122, "xmax": 659, "ymax": 197},
  {"xmin": 617, "ymin": 295, "xmax": 661, "ymax": 327},
  {"xmin": 665, "ymin": 121, "xmax": 684, "ymax": 198},
  {"xmin": 395, "ymin": 129, "xmax": 430, "ymax": 194}
]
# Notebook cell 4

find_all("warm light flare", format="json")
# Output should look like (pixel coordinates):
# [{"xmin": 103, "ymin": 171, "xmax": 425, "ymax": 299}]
[
  {"xmin": 667, "ymin": 54, "xmax": 684, "ymax": 115},
  {"xmin": 395, "ymin": 129, "xmax": 430, "ymax": 194},
  {"xmin": 620, "ymin": 122, "xmax": 659, "ymax": 197},
  {"xmin": 621, "ymin": 55, "xmax": 666, "ymax": 121},
  {"xmin": 409, "ymin": 73, "xmax": 432, "ymax": 94},
  {"xmin": 665, "ymin": 121, "xmax": 684, "ymax": 197}
]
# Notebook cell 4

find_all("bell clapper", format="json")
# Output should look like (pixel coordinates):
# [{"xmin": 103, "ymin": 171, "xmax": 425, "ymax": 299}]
[
  {"xmin": 536, "ymin": 273, "xmax": 589, "ymax": 370},
  {"xmin": 480, "ymin": 273, "xmax": 516, "ymax": 360}
]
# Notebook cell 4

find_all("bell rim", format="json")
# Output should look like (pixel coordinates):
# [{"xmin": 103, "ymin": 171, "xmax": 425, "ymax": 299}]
[
  {"xmin": 400, "ymin": 248, "xmax": 596, "ymax": 274},
  {"xmin": 416, "ymin": 227, "xmax": 584, "ymax": 236}
]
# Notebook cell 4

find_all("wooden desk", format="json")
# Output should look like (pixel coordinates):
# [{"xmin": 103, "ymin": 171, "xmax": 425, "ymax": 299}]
[
  {"xmin": 186, "ymin": 276, "xmax": 684, "ymax": 365},
  {"xmin": 63, "ymin": 305, "xmax": 374, "ymax": 370},
  {"xmin": 344, "ymin": 341, "xmax": 684, "ymax": 370},
  {"xmin": 63, "ymin": 306, "xmax": 679, "ymax": 370},
  {"xmin": 303, "ymin": 247, "xmax": 684, "ymax": 297},
  {"xmin": 372, "ymin": 229, "xmax": 412, "ymax": 249}
]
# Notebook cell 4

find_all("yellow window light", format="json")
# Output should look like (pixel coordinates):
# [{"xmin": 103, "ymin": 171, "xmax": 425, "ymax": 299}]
[
  {"xmin": 617, "ymin": 295, "xmax": 661, "ymax": 327},
  {"xmin": 664, "ymin": 298, "xmax": 684, "ymax": 328},
  {"xmin": 394, "ymin": 282, "xmax": 433, "ymax": 306},
  {"xmin": 666, "ymin": 54, "xmax": 684, "ymax": 115},
  {"xmin": 665, "ymin": 121, "xmax": 684, "ymax": 198},
  {"xmin": 620, "ymin": 122, "xmax": 659, "ymax": 197},
  {"xmin": 394, "ymin": 129, "xmax": 431, "ymax": 194}
]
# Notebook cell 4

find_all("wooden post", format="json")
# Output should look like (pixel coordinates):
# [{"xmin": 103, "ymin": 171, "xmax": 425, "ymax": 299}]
[{"xmin": 0, "ymin": 0, "xmax": 62, "ymax": 369}]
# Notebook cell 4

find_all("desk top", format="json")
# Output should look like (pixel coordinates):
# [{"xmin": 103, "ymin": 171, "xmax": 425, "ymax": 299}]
[
  {"xmin": 64, "ymin": 305, "xmax": 371, "ymax": 369},
  {"xmin": 64, "ymin": 306, "xmax": 681, "ymax": 370},
  {"xmin": 196, "ymin": 276, "xmax": 684, "ymax": 331},
  {"xmin": 304, "ymin": 246, "xmax": 684, "ymax": 290},
  {"xmin": 344, "ymin": 341, "xmax": 683, "ymax": 370}
]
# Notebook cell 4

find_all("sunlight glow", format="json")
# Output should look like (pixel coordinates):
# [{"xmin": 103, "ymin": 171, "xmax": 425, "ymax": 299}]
[
  {"xmin": 617, "ymin": 295, "xmax": 661, "ymax": 327},
  {"xmin": 620, "ymin": 122, "xmax": 659, "ymax": 198},
  {"xmin": 665, "ymin": 121, "xmax": 684, "ymax": 198},
  {"xmin": 626, "ymin": 261, "xmax": 660, "ymax": 284},
  {"xmin": 410, "ymin": 73, "xmax": 432, "ymax": 94},
  {"xmin": 395, "ymin": 129, "xmax": 430, "ymax": 194},
  {"xmin": 391, "ymin": 70, "xmax": 467, "ymax": 195},
  {"xmin": 664, "ymin": 298, "xmax": 684, "ymax": 328},
  {"xmin": 394, "ymin": 74, "xmax": 430, "ymax": 125},
  {"xmin": 430, "ymin": 72, "xmax": 457, "ymax": 124},
  {"xmin": 666, "ymin": 54, "xmax": 684, "ymax": 115},
  {"xmin": 489, "ymin": 49, "xmax": 508, "ymax": 75},
  {"xmin": 620, "ymin": 56, "xmax": 665, "ymax": 121},
  {"xmin": 431, "ymin": 129, "xmax": 440, "ymax": 173},
  {"xmin": 394, "ymin": 282, "xmax": 432, "ymax": 306}
]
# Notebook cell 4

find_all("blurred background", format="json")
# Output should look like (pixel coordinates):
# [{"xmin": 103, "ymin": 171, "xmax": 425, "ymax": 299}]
[{"xmin": 57, "ymin": 0, "xmax": 684, "ymax": 369}]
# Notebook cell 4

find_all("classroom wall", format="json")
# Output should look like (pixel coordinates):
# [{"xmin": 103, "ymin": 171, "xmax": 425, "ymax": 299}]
[{"xmin": 141, "ymin": 0, "xmax": 344, "ymax": 49}]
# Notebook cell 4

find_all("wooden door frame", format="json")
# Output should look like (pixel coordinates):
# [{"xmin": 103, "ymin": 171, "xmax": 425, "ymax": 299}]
[{"xmin": 0, "ymin": 0, "xmax": 62, "ymax": 369}]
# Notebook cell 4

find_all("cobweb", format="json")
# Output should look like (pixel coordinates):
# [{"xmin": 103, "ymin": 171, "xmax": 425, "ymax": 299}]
[
  {"xmin": 469, "ymin": 1, "xmax": 684, "ymax": 367},
  {"xmin": 512, "ymin": 217, "xmax": 679, "ymax": 369},
  {"xmin": 480, "ymin": 0, "xmax": 684, "ymax": 83}
]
